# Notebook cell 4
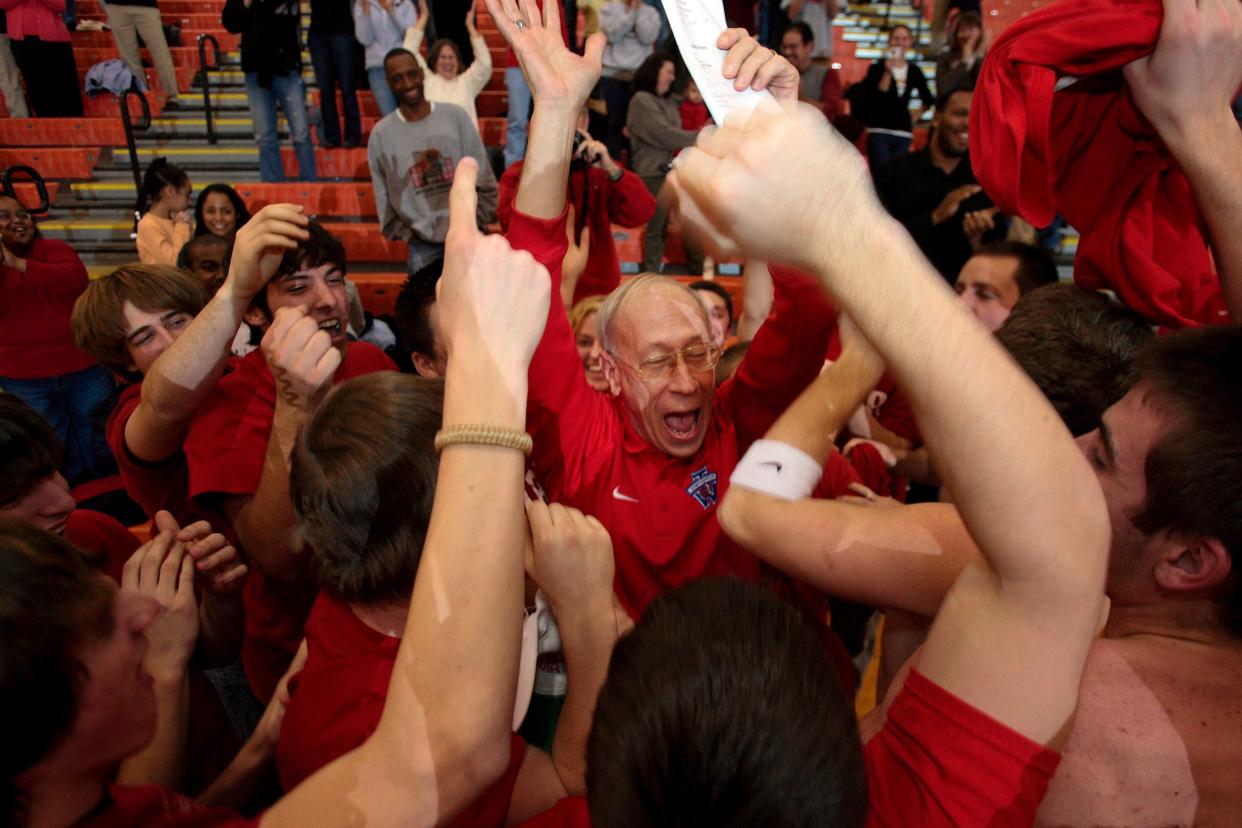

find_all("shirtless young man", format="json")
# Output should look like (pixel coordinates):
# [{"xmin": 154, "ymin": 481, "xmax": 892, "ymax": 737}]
[{"xmin": 721, "ymin": 2, "xmax": 1242, "ymax": 822}]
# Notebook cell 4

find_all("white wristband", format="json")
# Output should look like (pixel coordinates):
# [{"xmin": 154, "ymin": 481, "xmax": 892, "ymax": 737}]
[{"xmin": 730, "ymin": 439, "xmax": 823, "ymax": 501}]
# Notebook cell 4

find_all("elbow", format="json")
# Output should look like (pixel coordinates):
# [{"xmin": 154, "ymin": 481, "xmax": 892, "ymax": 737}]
[{"xmin": 452, "ymin": 726, "xmax": 512, "ymax": 797}]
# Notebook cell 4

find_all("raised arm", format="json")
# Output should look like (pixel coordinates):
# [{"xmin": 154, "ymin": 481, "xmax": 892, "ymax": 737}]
[
  {"xmin": 261, "ymin": 158, "xmax": 552, "ymax": 828},
  {"xmin": 673, "ymin": 101, "xmax": 1109, "ymax": 746},
  {"xmin": 122, "ymin": 206, "xmax": 309, "ymax": 464},
  {"xmin": 1124, "ymin": 0, "xmax": 1242, "ymax": 320}
]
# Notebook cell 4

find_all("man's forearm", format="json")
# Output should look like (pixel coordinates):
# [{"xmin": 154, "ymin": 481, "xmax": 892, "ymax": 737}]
[
  {"xmin": 806, "ymin": 210, "xmax": 1107, "ymax": 584},
  {"xmin": 228, "ymin": 402, "xmax": 305, "ymax": 579},
  {"xmin": 117, "ymin": 673, "xmax": 189, "ymax": 789},
  {"xmin": 550, "ymin": 600, "xmax": 618, "ymax": 794},
  {"xmin": 515, "ymin": 103, "xmax": 579, "ymax": 219},
  {"xmin": 1162, "ymin": 113, "xmax": 1242, "ymax": 320}
]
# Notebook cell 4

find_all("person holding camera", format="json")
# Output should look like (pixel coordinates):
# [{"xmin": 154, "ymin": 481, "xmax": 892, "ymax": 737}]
[
  {"xmin": 497, "ymin": 106, "xmax": 655, "ymax": 304},
  {"xmin": 850, "ymin": 24, "xmax": 934, "ymax": 166}
]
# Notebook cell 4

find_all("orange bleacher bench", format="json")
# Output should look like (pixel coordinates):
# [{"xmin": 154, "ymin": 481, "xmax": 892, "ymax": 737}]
[
  {"xmin": 76, "ymin": 63, "xmax": 196, "ymax": 95},
  {"xmin": 0, "ymin": 148, "xmax": 101, "ymax": 179},
  {"xmin": 351, "ymin": 272, "xmax": 407, "ymax": 316},
  {"xmin": 0, "ymin": 119, "xmax": 128, "ymax": 146},
  {"xmin": 83, "ymin": 90, "xmax": 166, "ymax": 119},
  {"xmin": 77, "ymin": 0, "xmax": 226, "ymax": 14},
  {"xmin": 2, "ymin": 182, "xmax": 62, "ymax": 210},
  {"xmin": 283, "ymin": 147, "xmax": 371, "ymax": 180},
  {"xmin": 233, "ymin": 182, "xmax": 377, "ymax": 217},
  {"xmin": 320, "ymin": 222, "xmax": 407, "ymax": 263},
  {"xmin": 72, "ymin": 28, "xmax": 238, "ymax": 52},
  {"xmin": 75, "ymin": 45, "xmax": 222, "ymax": 73}
]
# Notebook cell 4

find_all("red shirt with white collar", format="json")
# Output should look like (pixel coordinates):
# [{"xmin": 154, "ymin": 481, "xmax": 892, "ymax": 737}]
[
  {"xmin": 182, "ymin": 342, "xmax": 396, "ymax": 701},
  {"xmin": 507, "ymin": 209, "xmax": 836, "ymax": 619}
]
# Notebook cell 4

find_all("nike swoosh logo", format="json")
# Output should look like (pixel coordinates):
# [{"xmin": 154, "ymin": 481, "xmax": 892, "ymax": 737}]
[
  {"xmin": 759, "ymin": 461, "xmax": 783, "ymax": 472},
  {"xmin": 612, "ymin": 487, "xmax": 639, "ymax": 503}
]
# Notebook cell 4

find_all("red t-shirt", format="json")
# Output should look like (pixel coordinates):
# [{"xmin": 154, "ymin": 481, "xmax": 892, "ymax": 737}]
[
  {"xmin": 183, "ymin": 342, "xmax": 397, "ymax": 702},
  {"xmin": 497, "ymin": 162, "xmax": 656, "ymax": 305},
  {"xmin": 864, "ymin": 668, "xmax": 1061, "ymax": 826},
  {"xmin": 65, "ymin": 508, "xmax": 140, "ymax": 584},
  {"xmin": 278, "ymin": 592, "xmax": 527, "ymax": 826},
  {"xmin": 0, "ymin": 237, "xmax": 95, "ymax": 380},
  {"xmin": 507, "ymin": 209, "xmax": 837, "ymax": 619},
  {"xmin": 105, "ymin": 382, "xmax": 195, "ymax": 523},
  {"xmin": 517, "ymin": 796, "xmax": 590, "ymax": 828},
  {"xmin": 74, "ymin": 784, "xmax": 257, "ymax": 827}
]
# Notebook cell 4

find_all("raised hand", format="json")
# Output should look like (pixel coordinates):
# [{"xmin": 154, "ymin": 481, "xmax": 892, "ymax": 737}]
[
  {"xmin": 436, "ymin": 157, "xmax": 551, "ymax": 379},
  {"xmin": 483, "ymin": 0, "xmax": 605, "ymax": 109},
  {"xmin": 931, "ymin": 184, "xmax": 982, "ymax": 225},
  {"xmin": 262, "ymin": 306, "xmax": 342, "ymax": 410},
  {"xmin": 1123, "ymin": 0, "xmax": 1242, "ymax": 143},
  {"xmin": 525, "ymin": 500, "xmax": 615, "ymax": 616},
  {"xmin": 670, "ymin": 101, "xmax": 878, "ymax": 271},
  {"xmin": 226, "ymin": 203, "xmax": 310, "ymax": 302},
  {"xmin": 122, "ymin": 514, "xmax": 199, "ymax": 681},
  {"xmin": 178, "ymin": 518, "xmax": 249, "ymax": 595},
  {"xmin": 717, "ymin": 28, "xmax": 801, "ymax": 102},
  {"xmin": 464, "ymin": 0, "xmax": 478, "ymax": 35}
]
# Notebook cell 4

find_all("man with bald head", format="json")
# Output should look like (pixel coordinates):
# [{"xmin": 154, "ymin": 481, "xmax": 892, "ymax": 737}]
[{"xmin": 491, "ymin": 2, "xmax": 832, "ymax": 617}]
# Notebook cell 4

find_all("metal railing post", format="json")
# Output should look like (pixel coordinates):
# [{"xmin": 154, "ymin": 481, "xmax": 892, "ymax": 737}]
[
  {"xmin": 119, "ymin": 85, "xmax": 152, "ymax": 197},
  {"xmin": 198, "ymin": 33, "xmax": 223, "ymax": 146},
  {"xmin": 1, "ymin": 165, "xmax": 51, "ymax": 214}
]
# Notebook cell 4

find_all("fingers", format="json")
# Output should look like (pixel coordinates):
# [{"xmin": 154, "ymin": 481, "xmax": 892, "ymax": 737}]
[
  {"xmin": 447, "ymin": 157, "xmax": 481, "ymax": 240},
  {"xmin": 177, "ymin": 519, "xmax": 212, "ymax": 544},
  {"xmin": 847, "ymin": 481, "xmax": 878, "ymax": 499},
  {"xmin": 485, "ymin": 0, "xmax": 522, "ymax": 43},
  {"xmin": 733, "ymin": 43, "xmax": 775, "ymax": 92},
  {"xmin": 716, "ymin": 26, "xmax": 747, "ymax": 52},
  {"xmin": 139, "ymin": 530, "xmax": 174, "ymax": 591},
  {"xmin": 153, "ymin": 509, "xmax": 180, "ymax": 536},
  {"xmin": 261, "ymin": 305, "xmax": 306, "ymax": 352},
  {"xmin": 517, "ymin": 0, "xmax": 541, "ymax": 28},
  {"xmin": 694, "ymin": 124, "xmax": 747, "ymax": 161},
  {"xmin": 525, "ymin": 497, "xmax": 553, "ymax": 544},
  {"xmin": 539, "ymin": 0, "xmax": 560, "ymax": 34},
  {"xmin": 177, "ymin": 552, "xmax": 196, "ymax": 596},
  {"xmin": 583, "ymin": 32, "xmax": 606, "ymax": 70}
]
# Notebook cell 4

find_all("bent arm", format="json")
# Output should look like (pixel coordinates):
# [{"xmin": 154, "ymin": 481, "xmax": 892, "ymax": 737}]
[{"xmin": 463, "ymin": 32, "xmax": 494, "ymax": 95}]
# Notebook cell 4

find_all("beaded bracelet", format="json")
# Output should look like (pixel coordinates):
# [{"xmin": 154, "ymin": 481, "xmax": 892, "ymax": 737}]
[{"xmin": 434, "ymin": 424, "xmax": 533, "ymax": 456}]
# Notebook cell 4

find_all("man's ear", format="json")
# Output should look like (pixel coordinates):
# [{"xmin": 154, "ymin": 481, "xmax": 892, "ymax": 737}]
[
  {"xmin": 411, "ymin": 352, "xmax": 441, "ymax": 379},
  {"xmin": 243, "ymin": 305, "xmax": 270, "ymax": 329},
  {"xmin": 599, "ymin": 352, "xmax": 623, "ymax": 397},
  {"xmin": 1154, "ymin": 535, "xmax": 1233, "ymax": 594}
]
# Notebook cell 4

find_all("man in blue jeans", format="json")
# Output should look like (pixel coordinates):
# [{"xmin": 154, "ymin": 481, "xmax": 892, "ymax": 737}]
[
  {"xmin": 308, "ymin": 0, "xmax": 363, "ymax": 148},
  {"xmin": 223, "ymin": 0, "xmax": 318, "ymax": 181}
]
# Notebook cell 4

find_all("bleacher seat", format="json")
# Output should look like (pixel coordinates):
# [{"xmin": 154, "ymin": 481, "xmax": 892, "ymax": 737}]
[
  {"xmin": 0, "ymin": 149, "xmax": 101, "ymax": 180},
  {"xmin": 232, "ymin": 182, "xmax": 377, "ymax": 217}
]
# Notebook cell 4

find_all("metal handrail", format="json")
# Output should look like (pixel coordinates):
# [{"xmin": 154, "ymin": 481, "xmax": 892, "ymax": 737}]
[
  {"xmin": 198, "ymin": 33, "xmax": 223, "ymax": 145},
  {"xmin": 119, "ymin": 84, "xmax": 152, "ymax": 225},
  {"xmin": 1, "ymin": 165, "xmax": 51, "ymax": 214}
]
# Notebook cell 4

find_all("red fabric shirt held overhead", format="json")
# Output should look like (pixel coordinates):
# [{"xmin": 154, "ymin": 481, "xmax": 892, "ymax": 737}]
[
  {"xmin": 506, "ymin": 208, "xmax": 836, "ymax": 619},
  {"xmin": 971, "ymin": 0, "xmax": 1228, "ymax": 329},
  {"xmin": 0, "ymin": 237, "xmax": 95, "ymax": 379}
]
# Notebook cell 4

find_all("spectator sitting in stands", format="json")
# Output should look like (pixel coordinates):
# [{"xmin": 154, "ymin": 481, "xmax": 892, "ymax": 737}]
[
  {"xmin": 954, "ymin": 240, "xmax": 1059, "ymax": 333},
  {"xmin": 499, "ymin": 107, "xmax": 656, "ymax": 305},
  {"xmin": 849, "ymin": 24, "xmax": 933, "ymax": 166},
  {"xmin": 597, "ymin": 0, "xmax": 661, "ymax": 158},
  {"xmin": 0, "ymin": 195, "xmax": 115, "ymax": 486},
  {"xmin": 873, "ymin": 87, "xmax": 1002, "ymax": 282},
  {"xmin": 369, "ymin": 47, "xmax": 498, "ymax": 274},
  {"xmin": 194, "ymin": 184, "xmax": 252, "ymax": 241},
  {"xmin": 1, "ymin": 0, "xmax": 82, "ymax": 117},
  {"xmin": 403, "ymin": 0, "xmax": 492, "ymax": 130},
  {"xmin": 177, "ymin": 234, "xmax": 233, "ymax": 297},
  {"xmin": 779, "ymin": 21, "xmax": 843, "ymax": 120},
  {"xmin": 626, "ymin": 52, "xmax": 703, "ymax": 274},
  {"xmin": 135, "ymin": 159, "xmax": 193, "ymax": 267},
  {"xmin": 568, "ymin": 294, "xmax": 608, "ymax": 392},
  {"xmin": 223, "ymin": 0, "xmax": 318, "ymax": 182},
  {"xmin": 935, "ymin": 11, "xmax": 985, "ymax": 97},
  {"xmin": 354, "ymin": 0, "xmax": 420, "ymax": 116},
  {"xmin": 689, "ymin": 280, "xmax": 734, "ymax": 348}
]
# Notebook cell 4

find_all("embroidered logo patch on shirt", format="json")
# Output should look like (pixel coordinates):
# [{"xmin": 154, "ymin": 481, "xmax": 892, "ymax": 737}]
[{"xmin": 686, "ymin": 465, "xmax": 719, "ymax": 510}]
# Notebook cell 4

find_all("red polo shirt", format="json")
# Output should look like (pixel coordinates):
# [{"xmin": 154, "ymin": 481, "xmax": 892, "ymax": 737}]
[
  {"xmin": 507, "ymin": 209, "xmax": 836, "ymax": 619},
  {"xmin": 278, "ymin": 592, "xmax": 528, "ymax": 826},
  {"xmin": 105, "ymin": 382, "xmax": 198, "ymax": 523},
  {"xmin": 498, "ymin": 162, "xmax": 656, "ymax": 305},
  {"xmin": 182, "ymin": 342, "xmax": 396, "ymax": 701},
  {"xmin": 0, "ymin": 237, "xmax": 95, "ymax": 380}
]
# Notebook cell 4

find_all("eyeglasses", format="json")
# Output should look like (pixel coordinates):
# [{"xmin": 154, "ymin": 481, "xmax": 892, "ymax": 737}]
[
  {"xmin": 612, "ymin": 343, "xmax": 722, "ymax": 383},
  {"xmin": 0, "ymin": 210, "xmax": 32, "ymax": 222}
]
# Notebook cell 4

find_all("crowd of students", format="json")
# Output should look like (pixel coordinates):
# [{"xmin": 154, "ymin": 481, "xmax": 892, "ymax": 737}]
[{"xmin": 3, "ymin": 0, "xmax": 1242, "ymax": 825}]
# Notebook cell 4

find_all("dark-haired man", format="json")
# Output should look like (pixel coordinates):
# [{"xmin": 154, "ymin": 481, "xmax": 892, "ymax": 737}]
[
  {"xmin": 393, "ymin": 265, "xmax": 445, "ymax": 377},
  {"xmin": 368, "ymin": 47, "xmax": 498, "ymax": 274},
  {"xmin": 178, "ymin": 233, "xmax": 233, "ymax": 296},
  {"xmin": 688, "ymin": 279, "xmax": 734, "ymax": 347},
  {"xmin": 873, "ymin": 87, "xmax": 1005, "ymax": 281},
  {"xmin": 182, "ymin": 220, "xmax": 397, "ymax": 702},
  {"xmin": 779, "ymin": 21, "xmax": 842, "ymax": 119},
  {"xmin": 954, "ymin": 240, "xmax": 1059, "ymax": 332}
]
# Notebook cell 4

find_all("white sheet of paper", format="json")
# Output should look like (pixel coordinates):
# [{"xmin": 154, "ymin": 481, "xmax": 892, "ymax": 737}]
[{"xmin": 663, "ymin": 0, "xmax": 773, "ymax": 125}]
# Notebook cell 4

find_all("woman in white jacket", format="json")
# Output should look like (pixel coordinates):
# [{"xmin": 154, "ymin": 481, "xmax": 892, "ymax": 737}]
[
  {"xmin": 354, "ymin": 0, "xmax": 419, "ymax": 115},
  {"xmin": 402, "ymin": 0, "xmax": 491, "ymax": 130}
]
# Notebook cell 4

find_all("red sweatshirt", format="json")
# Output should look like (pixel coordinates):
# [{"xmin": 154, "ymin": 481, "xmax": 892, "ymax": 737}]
[
  {"xmin": 0, "ymin": 237, "xmax": 95, "ymax": 380},
  {"xmin": 971, "ymin": 0, "xmax": 1228, "ymax": 328},
  {"xmin": 497, "ymin": 161, "xmax": 656, "ymax": 304},
  {"xmin": 507, "ymin": 208, "xmax": 836, "ymax": 619}
]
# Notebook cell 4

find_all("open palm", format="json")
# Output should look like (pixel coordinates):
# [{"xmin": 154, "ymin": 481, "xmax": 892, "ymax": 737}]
[{"xmin": 483, "ymin": 0, "xmax": 604, "ymax": 107}]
